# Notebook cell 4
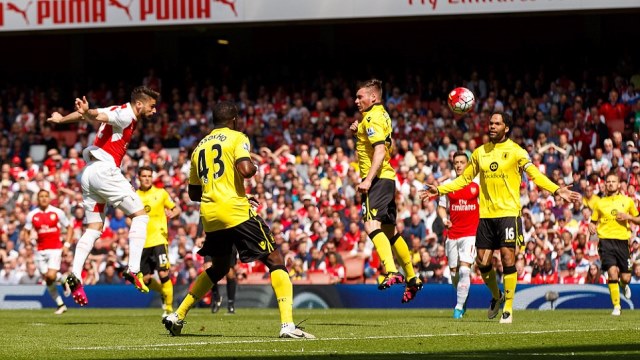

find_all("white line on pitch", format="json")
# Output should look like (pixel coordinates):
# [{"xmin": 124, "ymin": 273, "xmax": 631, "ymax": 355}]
[{"xmin": 69, "ymin": 328, "xmax": 626, "ymax": 351}]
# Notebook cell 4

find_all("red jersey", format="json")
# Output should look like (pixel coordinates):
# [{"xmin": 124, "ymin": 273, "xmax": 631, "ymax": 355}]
[
  {"xmin": 84, "ymin": 103, "xmax": 137, "ymax": 167},
  {"xmin": 439, "ymin": 180, "xmax": 480, "ymax": 239},
  {"xmin": 24, "ymin": 205, "xmax": 70, "ymax": 250}
]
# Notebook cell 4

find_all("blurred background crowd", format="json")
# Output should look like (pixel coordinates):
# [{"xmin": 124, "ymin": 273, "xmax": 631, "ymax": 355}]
[{"xmin": 2, "ymin": 59, "xmax": 640, "ymax": 288}]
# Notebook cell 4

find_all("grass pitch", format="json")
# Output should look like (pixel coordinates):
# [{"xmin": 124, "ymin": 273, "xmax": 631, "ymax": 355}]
[{"xmin": 3, "ymin": 308, "xmax": 639, "ymax": 359}]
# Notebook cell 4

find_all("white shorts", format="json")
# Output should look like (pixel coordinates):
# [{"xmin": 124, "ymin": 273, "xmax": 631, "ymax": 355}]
[
  {"xmin": 35, "ymin": 248, "xmax": 63, "ymax": 274},
  {"xmin": 445, "ymin": 236, "xmax": 476, "ymax": 268},
  {"xmin": 81, "ymin": 160, "xmax": 143, "ymax": 223}
]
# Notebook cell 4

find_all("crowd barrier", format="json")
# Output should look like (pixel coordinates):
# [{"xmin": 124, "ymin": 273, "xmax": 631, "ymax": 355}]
[{"xmin": 1, "ymin": 284, "xmax": 637, "ymax": 310}]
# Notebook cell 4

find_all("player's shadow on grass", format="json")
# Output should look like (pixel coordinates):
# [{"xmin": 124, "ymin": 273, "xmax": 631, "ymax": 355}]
[{"xmin": 60, "ymin": 322, "xmax": 128, "ymax": 326}]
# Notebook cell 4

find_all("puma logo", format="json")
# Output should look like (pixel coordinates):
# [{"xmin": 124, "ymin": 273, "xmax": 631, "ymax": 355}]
[
  {"xmin": 214, "ymin": 0, "xmax": 237, "ymax": 17},
  {"xmin": 108, "ymin": 0, "xmax": 134, "ymax": 21},
  {"xmin": 7, "ymin": 1, "xmax": 32, "ymax": 25}
]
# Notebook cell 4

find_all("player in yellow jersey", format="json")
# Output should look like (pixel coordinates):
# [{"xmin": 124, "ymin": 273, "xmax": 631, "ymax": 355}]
[
  {"xmin": 589, "ymin": 173, "xmax": 639, "ymax": 316},
  {"xmin": 163, "ymin": 101, "xmax": 314, "ymax": 339},
  {"xmin": 423, "ymin": 112, "xmax": 580, "ymax": 323},
  {"xmin": 351, "ymin": 79, "xmax": 422, "ymax": 303},
  {"xmin": 133, "ymin": 166, "xmax": 180, "ymax": 318}
]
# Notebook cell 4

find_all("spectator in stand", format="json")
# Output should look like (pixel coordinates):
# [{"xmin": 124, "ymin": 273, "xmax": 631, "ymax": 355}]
[
  {"xmin": 515, "ymin": 258, "xmax": 531, "ymax": 284},
  {"xmin": 326, "ymin": 252, "xmax": 345, "ymax": 284},
  {"xmin": 560, "ymin": 260, "xmax": 582, "ymax": 284},
  {"xmin": 532, "ymin": 258, "xmax": 559, "ymax": 284},
  {"xmin": 582, "ymin": 263, "xmax": 607, "ymax": 284},
  {"xmin": 630, "ymin": 262, "xmax": 640, "ymax": 284}
]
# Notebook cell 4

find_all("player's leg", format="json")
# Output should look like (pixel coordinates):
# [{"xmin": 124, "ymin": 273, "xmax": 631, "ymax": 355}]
[
  {"xmin": 100, "ymin": 166, "xmax": 149, "ymax": 290},
  {"xmin": 455, "ymin": 236, "xmax": 475, "ymax": 318},
  {"xmin": 599, "ymin": 239, "xmax": 623, "ymax": 315},
  {"xmin": 68, "ymin": 171, "xmax": 105, "ymax": 306},
  {"xmin": 618, "ymin": 244, "xmax": 632, "ymax": 301},
  {"xmin": 499, "ymin": 216, "xmax": 522, "ymax": 323},
  {"xmin": 226, "ymin": 248, "xmax": 238, "ymax": 313},
  {"xmin": 476, "ymin": 219, "xmax": 503, "ymax": 319},
  {"xmin": 445, "ymin": 238, "xmax": 460, "ymax": 316},
  {"xmin": 364, "ymin": 179, "xmax": 402, "ymax": 289},
  {"xmin": 385, "ymin": 228, "xmax": 422, "ymax": 303},
  {"xmin": 211, "ymin": 282, "xmax": 222, "ymax": 313},
  {"xmin": 607, "ymin": 265, "xmax": 621, "ymax": 315},
  {"xmin": 499, "ymin": 246, "xmax": 516, "ymax": 323},
  {"xmin": 164, "ymin": 232, "xmax": 231, "ymax": 335},
  {"xmin": 39, "ymin": 250, "xmax": 66, "ymax": 314}
]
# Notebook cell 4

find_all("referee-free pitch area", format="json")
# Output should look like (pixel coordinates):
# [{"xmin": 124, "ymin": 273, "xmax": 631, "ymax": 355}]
[{"xmin": 3, "ymin": 308, "xmax": 639, "ymax": 359}]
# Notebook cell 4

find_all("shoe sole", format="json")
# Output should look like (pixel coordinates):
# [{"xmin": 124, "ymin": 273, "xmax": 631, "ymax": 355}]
[
  {"xmin": 401, "ymin": 284, "xmax": 423, "ymax": 303},
  {"xmin": 162, "ymin": 319, "xmax": 183, "ymax": 336}
]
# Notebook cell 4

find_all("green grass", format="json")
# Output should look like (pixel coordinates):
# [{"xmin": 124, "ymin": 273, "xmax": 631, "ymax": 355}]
[{"xmin": 2, "ymin": 308, "xmax": 640, "ymax": 359}]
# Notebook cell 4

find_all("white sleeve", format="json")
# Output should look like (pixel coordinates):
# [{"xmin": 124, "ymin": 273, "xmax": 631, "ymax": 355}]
[
  {"xmin": 24, "ymin": 212, "xmax": 34, "ymax": 231},
  {"xmin": 55, "ymin": 208, "xmax": 71, "ymax": 228},
  {"xmin": 438, "ymin": 195, "xmax": 449, "ymax": 209},
  {"xmin": 97, "ymin": 105, "xmax": 133, "ymax": 129}
]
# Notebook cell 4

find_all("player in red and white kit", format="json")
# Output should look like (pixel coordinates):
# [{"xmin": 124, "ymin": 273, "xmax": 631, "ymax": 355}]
[
  {"xmin": 47, "ymin": 86, "xmax": 159, "ymax": 306},
  {"xmin": 21, "ymin": 190, "xmax": 74, "ymax": 314},
  {"xmin": 437, "ymin": 151, "xmax": 480, "ymax": 319}
]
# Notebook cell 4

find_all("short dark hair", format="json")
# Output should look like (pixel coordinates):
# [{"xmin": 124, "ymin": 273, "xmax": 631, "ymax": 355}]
[
  {"xmin": 359, "ymin": 79, "xmax": 382, "ymax": 97},
  {"xmin": 138, "ymin": 165, "xmax": 153, "ymax": 175},
  {"xmin": 492, "ymin": 111, "xmax": 513, "ymax": 131},
  {"xmin": 452, "ymin": 151, "xmax": 468, "ymax": 161},
  {"xmin": 131, "ymin": 86, "xmax": 160, "ymax": 103},
  {"xmin": 213, "ymin": 101, "xmax": 238, "ymax": 125}
]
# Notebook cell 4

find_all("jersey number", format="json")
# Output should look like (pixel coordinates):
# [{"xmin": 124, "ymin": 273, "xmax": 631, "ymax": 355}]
[
  {"xmin": 197, "ymin": 144, "xmax": 225, "ymax": 182},
  {"xmin": 505, "ymin": 227, "xmax": 515, "ymax": 240}
]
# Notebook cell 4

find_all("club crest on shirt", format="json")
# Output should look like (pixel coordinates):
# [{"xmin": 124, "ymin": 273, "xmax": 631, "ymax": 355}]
[
  {"xmin": 490, "ymin": 162, "xmax": 499, "ymax": 172},
  {"xmin": 611, "ymin": 209, "xmax": 618, "ymax": 216},
  {"xmin": 367, "ymin": 127, "xmax": 375, "ymax": 137},
  {"xmin": 50, "ymin": 214, "xmax": 56, "ymax": 221},
  {"xmin": 470, "ymin": 186, "xmax": 477, "ymax": 194}
]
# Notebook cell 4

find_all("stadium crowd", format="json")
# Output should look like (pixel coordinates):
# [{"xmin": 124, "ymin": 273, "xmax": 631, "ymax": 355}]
[{"xmin": 2, "ymin": 65, "xmax": 640, "ymax": 289}]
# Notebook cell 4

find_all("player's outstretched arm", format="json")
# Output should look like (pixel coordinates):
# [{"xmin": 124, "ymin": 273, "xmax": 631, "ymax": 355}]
[
  {"xmin": 75, "ymin": 96, "xmax": 110, "ymax": 123},
  {"xmin": 420, "ymin": 183, "xmax": 439, "ymax": 201},
  {"xmin": 555, "ymin": 186, "xmax": 582, "ymax": 203}
]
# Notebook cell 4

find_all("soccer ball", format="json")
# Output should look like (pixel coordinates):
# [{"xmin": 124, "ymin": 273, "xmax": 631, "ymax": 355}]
[{"xmin": 447, "ymin": 87, "xmax": 475, "ymax": 115}]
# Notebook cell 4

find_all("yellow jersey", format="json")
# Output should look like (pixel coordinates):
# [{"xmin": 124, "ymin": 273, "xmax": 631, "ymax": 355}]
[
  {"xmin": 591, "ymin": 193, "xmax": 639, "ymax": 240},
  {"xmin": 583, "ymin": 194, "xmax": 601, "ymax": 210},
  {"xmin": 356, "ymin": 104, "xmax": 396, "ymax": 180},
  {"xmin": 136, "ymin": 186, "xmax": 176, "ymax": 248},
  {"xmin": 189, "ymin": 127, "xmax": 252, "ymax": 232},
  {"xmin": 438, "ymin": 139, "xmax": 560, "ymax": 218}
]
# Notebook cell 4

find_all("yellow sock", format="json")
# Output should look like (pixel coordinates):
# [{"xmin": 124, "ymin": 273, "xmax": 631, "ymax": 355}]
[
  {"xmin": 161, "ymin": 279, "xmax": 174, "ymax": 312},
  {"xmin": 176, "ymin": 272, "xmax": 213, "ymax": 320},
  {"xmin": 370, "ymin": 230, "xmax": 398, "ymax": 273},
  {"xmin": 502, "ymin": 272, "xmax": 517, "ymax": 313},
  {"xmin": 147, "ymin": 278, "xmax": 162, "ymax": 293},
  {"xmin": 392, "ymin": 235, "xmax": 416, "ymax": 280},
  {"xmin": 271, "ymin": 268, "xmax": 293, "ymax": 324},
  {"xmin": 608, "ymin": 281, "xmax": 620, "ymax": 308},
  {"xmin": 481, "ymin": 268, "xmax": 501, "ymax": 299}
]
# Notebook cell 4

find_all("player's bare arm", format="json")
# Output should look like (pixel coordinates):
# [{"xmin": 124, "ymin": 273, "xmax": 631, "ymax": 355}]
[
  {"xmin": 615, "ymin": 211, "xmax": 640, "ymax": 224},
  {"xmin": 166, "ymin": 206, "xmax": 181, "ymax": 219},
  {"xmin": 237, "ymin": 159, "xmax": 258, "ymax": 178},
  {"xmin": 349, "ymin": 119, "xmax": 358, "ymax": 131},
  {"xmin": 554, "ymin": 186, "xmax": 582, "ymax": 203},
  {"xmin": 437, "ymin": 205, "xmax": 452, "ymax": 228},
  {"xmin": 75, "ymin": 96, "xmax": 110, "ymax": 123},
  {"xmin": 357, "ymin": 143, "xmax": 385, "ymax": 193},
  {"xmin": 420, "ymin": 184, "xmax": 439, "ymax": 200}
]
